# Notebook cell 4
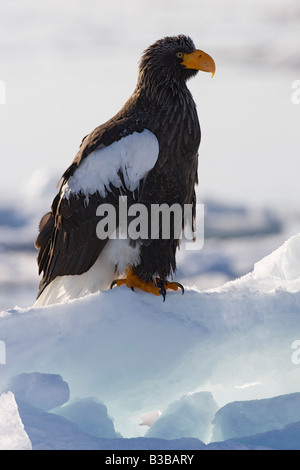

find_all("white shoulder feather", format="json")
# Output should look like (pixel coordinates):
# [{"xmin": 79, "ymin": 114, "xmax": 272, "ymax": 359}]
[{"xmin": 61, "ymin": 129, "xmax": 159, "ymax": 199}]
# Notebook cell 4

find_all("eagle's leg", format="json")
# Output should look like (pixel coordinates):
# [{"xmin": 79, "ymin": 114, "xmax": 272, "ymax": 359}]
[{"xmin": 110, "ymin": 267, "xmax": 184, "ymax": 301}]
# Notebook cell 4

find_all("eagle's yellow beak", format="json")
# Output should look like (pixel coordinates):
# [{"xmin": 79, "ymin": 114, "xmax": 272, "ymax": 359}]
[{"xmin": 181, "ymin": 50, "xmax": 216, "ymax": 77}]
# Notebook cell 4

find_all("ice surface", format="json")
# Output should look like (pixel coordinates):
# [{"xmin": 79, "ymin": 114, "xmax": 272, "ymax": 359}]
[
  {"xmin": 145, "ymin": 392, "xmax": 218, "ymax": 443},
  {"xmin": 16, "ymin": 400, "xmax": 105, "ymax": 450},
  {"xmin": 0, "ymin": 233, "xmax": 300, "ymax": 449},
  {"xmin": 0, "ymin": 392, "xmax": 32, "ymax": 450},
  {"xmin": 53, "ymin": 397, "xmax": 121, "ymax": 439},
  {"xmin": 4, "ymin": 372, "xmax": 70, "ymax": 411},
  {"xmin": 212, "ymin": 392, "xmax": 300, "ymax": 441}
]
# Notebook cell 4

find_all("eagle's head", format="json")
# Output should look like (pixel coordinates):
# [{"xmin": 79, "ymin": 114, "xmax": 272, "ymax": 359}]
[{"xmin": 137, "ymin": 35, "xmax": 215, "ymax": 96}]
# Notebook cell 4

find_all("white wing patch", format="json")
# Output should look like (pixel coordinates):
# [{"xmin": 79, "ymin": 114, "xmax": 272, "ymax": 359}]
[{"xmin": 61, "ymin": 129, "xmax": 159, "ymax": 199}]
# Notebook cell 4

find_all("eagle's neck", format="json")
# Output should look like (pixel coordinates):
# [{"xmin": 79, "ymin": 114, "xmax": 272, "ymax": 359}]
[
  {"xmin": 131, "ymin": 74, "xmax": 200, "ymax": 160},
  {"xmin": 136, "ymin": 68, "xmax": 192, "ymax": 107}
]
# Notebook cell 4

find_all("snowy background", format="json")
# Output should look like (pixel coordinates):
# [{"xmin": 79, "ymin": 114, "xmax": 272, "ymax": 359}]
[{"xmin": 0, "ymin": 0, "xmax": 300, "ymax": 450}]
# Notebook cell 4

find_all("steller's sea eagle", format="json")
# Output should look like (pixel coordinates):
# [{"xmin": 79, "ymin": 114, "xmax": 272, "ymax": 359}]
[{"xmin": 35, "ymin": 35, "xmax": 215, "ymax": 306}]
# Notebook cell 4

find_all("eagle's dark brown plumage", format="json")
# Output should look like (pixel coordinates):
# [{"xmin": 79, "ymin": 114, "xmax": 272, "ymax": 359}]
[{"xmin": 35, "ymin": 35, "xmax": 215, "ymax": 305}]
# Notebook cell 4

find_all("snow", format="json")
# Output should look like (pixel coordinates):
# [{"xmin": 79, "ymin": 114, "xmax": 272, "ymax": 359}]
[
  {"xmin": 220, "ymin": 233, "xmax": 300, "ymax": 295},
  {"xmin": 0, "ymin": 233, "xmax": 300, "ymax": 449},
  {"xmin": 250, "ymin": 234, "xmax": 300, "ymax": 292},
  {"xmin": 0, "ymin": 392, "xmax": 31, "ymax": 450}
]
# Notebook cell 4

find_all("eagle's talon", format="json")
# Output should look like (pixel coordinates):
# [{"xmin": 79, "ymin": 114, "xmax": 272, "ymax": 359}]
[
  {"xmin": 110, "ymin": 280, "xmax": 117, "ymax": 289},
  {"xmin": 159, "ymin": 289, "xmax": 166, "ymax": 302},
  {"xmin": 155, "ymin": 280, "xmax": 169, "ymax": 301},
  {"xmin": 155, "ymin": 280, "xmax": 166, "ymax": 301},
  {"xmin": 177, "ymin": 282, "xmax": 185, "ymax": 295}
]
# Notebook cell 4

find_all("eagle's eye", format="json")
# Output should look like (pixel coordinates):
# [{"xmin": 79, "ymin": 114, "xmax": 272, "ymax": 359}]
[{"xmin": 176, "ymin": 52, "xmax": 184, "ymax": 59}]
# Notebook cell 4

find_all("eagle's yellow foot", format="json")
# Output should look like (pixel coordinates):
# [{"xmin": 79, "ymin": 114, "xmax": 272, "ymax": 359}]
[{"xmin": 110, "ymin": 268, "xmax": 184, "ymax": 301}]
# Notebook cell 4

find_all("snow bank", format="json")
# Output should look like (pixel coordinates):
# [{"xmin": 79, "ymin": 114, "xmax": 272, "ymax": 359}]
[
  {"xmin": 2, "ymin": 283, "xmax": 299, "ymax": 439},
  {"xmin": 0, "ymin": 233, "xmax": 300, "ymax": 448},
  {"xmin": 229, "ymin": 233, "xmax": 300, "ymax": 294},
  {"xmin": 0, "ymin": 392, "xmax": 32, "ymax": 450}
]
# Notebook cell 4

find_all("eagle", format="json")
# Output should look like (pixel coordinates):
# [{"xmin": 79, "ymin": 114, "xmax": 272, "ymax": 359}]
[{"xmin": 34, "ymin": 35, "xmax": 215, "ymax": 306}]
